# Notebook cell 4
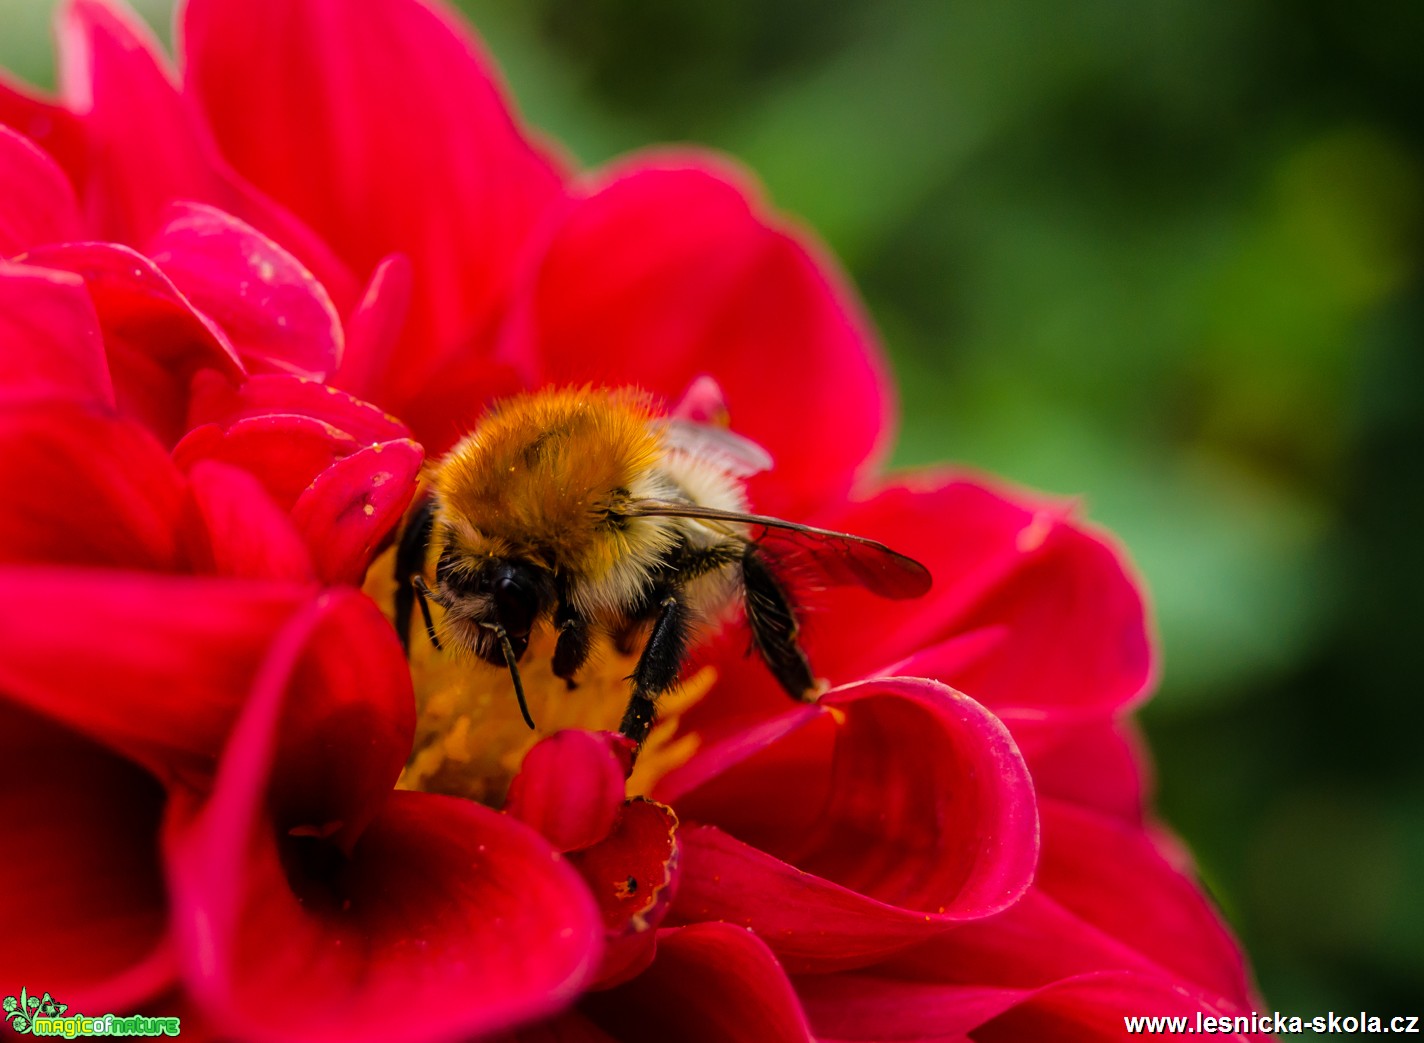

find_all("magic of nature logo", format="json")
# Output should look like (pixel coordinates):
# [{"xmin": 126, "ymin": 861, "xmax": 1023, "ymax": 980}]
[{"xmin": 4, "ymin": 988, "xmax": 179, "ymax": 1038}]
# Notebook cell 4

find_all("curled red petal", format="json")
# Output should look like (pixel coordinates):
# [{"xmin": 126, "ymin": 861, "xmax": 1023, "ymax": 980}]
[
  {"xmin": 0, "ymin": 567, "xmax": 314, "ymax": 785},
  {"xmin": 182, "ymin": 460, "xmax": 315, "ymax": 581},
  {"xmin": 664, "ymin": 678, "xmax": 1038, "ymax": 963},
  {"xmin": 503, "ymin": 155, "xmax": 891, "ymax": 517},
  {"xmin": 581, "ymin": 923, "xmax": 813, "ymax": 1043},
  {"xmin": 505, "ymin": 730, "xmax": 634, "ymax": 853},
  {"xmin": 0, "ymin": 403, "xmax": 184, "ymax": 569},
  {"xmin": 288, "ymin": 439, "xmax": 422, "ymax": 585},
  {"xmin": 171, "ymin": 791, "xmax": 601, "ymax": 1043},
  {"xmin": 0, "ymin": 700, "xmax": 173, "ymax": 1013},
  {"xmin": 18, "ymin": 240, "xmax": 243, "ymax": 442},
  {"xmin": 259, "ymin": 591, "xmax": 416, "ymax": 847},
  {"xmin": 173, "ymin": 414, "xmax": 359, "ymax": 510},
  {"xmin": 17, "ymin": 241, "xmax": 240, "ymax": 375},
  {"xmin": 0, "ymin": 124, "xmax": 83, "ymax": 254},
  {"xmin": 0, "ymin": 261, "xmax": 113, "ymax": 408},
  {"xmin": 187, "ymin": 371, "xmax": 412, "ymax": 445},
  {"xmin": 147, "ymin": 201, "xmax": 344, "ymax": 379},
  {"xmin": 183, "ymin": 0, "xmax": 566, "ymax": 388},
  {"xmin": 567, "ymin": 799, "xmax": 680, "ymax": 989},
  {"xmin": 167, "ymin": 594, "xmax": 596, "ymax": 1042}
]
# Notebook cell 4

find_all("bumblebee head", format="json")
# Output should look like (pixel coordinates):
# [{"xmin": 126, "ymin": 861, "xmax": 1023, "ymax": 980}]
[{"xmin": 434, "ymin": 553, "xmax": 553, "ymax": 665}]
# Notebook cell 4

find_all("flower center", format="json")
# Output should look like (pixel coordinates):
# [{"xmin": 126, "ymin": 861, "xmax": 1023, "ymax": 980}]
[{"xmin": 364, "ymin": 549, "xmax": 713, "ymax": 805}]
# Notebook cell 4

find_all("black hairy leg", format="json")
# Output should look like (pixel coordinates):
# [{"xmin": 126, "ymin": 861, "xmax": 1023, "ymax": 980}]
[
  {"xmin": 552, "ymin": 597, "xmax": 592, "ymax": 689},
  {"xmin": 741, "ymin": 545, "xmax": 817, "ymax": 700},
  {"xmin": 394, "ymin": 495, "xmax": 437, "ymax": 655},
  {"xmin": 619, "ymin": 587, "xmax": 691, "ymax": 746}
]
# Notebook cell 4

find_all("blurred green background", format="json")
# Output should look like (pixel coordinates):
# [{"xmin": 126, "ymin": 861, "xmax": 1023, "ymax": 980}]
[{"xmin": 5, "ymin": 0, "xmax": 1421, "ymax": 1016}]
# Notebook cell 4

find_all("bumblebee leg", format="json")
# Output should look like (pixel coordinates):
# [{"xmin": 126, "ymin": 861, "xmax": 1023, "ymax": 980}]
[
  {"xmin": 393, "ymin": 495, "xmax": 437, "ymax": 656},
  {"xmin": 742, "ymin": 545, "xmax": 817, "ymax": 700},
  {"xmin": 620, "ymin": 587, "xmax": 691, "ymax": 746},
  {"xmin": 411, "ymin": 576, "xmax": 443, "ymax": 651},
  {"xmin": 552, "ymin": 600, "xmax": 591, "ymax": 690}
]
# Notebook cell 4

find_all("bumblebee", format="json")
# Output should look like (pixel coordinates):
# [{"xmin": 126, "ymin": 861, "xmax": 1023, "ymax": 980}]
[{"xmin": 395, "ymin": 386, "xmax": 930, "ymax": 745}]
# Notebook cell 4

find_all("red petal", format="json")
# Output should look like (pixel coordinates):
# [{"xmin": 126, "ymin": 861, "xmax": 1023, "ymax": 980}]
[
  {"xmin": 173, "ymin": 414, "xmax": 360, "ymax": 510},
  {"xmin": 1021, "ymin": 717, "xmax": 1148, "ymax": 825},
  {"xmin": 877, "ymin": 889, "xmax": 1180, "ymax": 992},
  {"xmin": 167, "ymin": 594, "xmax": 596, "ymax": 1041},
  {"xmin": 333, "ymin": 254, "xmax": 413, "ymax": 401},
  {"xmin": 147, "ymin": 201, "xmax": 343, "ymax": 379},
  {"xmin": 18, "ymin": 240, "xmax": 243, "ymax": 441},
  {"xmin": 289, "ymin": 439, "xmax": 423, "ymax": 585},
  {"xmin": 0, "ymin": 567, "xmax": 314, "ymax": 785},
  {"xmin": 0, "ymin": 261, "xmax": 113, "ymax": 408},
  {"xmin": 503, "ymin": 155, "xmax": 891, "ymax": 517},
  {"xmin": 0, "ymin": 403, "xmax": 185, "ymax": 569},
  {"xmin": 0, "ymin": 72, "xmax": 89, "ymax": 191},
  {"xmin": 0, "ymin": 125, "xmax": 83, "ymax": 253},
  {"xmin": 501, "ymin": 1014, "xmax": 621, "ymax": 1043},
  {"xmin": 727, "ymin": 475, "xmax": 1154, "ymax": 722},
  {"xmin": 796, "ymin": 969, "xmax": 1267, "ymax": 1043},
  {"xmin": 0, "ymin": 700, "xmax": 173, "ymax": 1012},
  {"xmin": 55, "ymin": 0, "xmax": 234, "ymax": 243},
  {"xmin": 1033, "ymin": 800, "xmax": 1255, "ymax": 1011},
  {"xmin": 506, "ymin": 730, "xmax": 634, "ymax": 853},
  {"xmin": 581, "ymin": 923, "xmax": 814, "ymax": 1043},
  {"xmin": 389, "ymin": 353, "xmax": 527, "ymax": 457},
  {"xmin": 56, "ymin": 0, "xmax": 357, "ymax": 308},
  {"xmin": 567, "ymin": 799, "xmax": 680, "ymax": 988},
  {"xmin": 172, "ymin": 792, "xmax": 599, "ymax": 1043},
  {"xmin": 671, "ymin": 826, "xmax": 969, "ymax": 975},
  {"xmin": 868, "ymin": 806, "xmax": 1258, "ymax": 1014},
  {"xmin": 187, "ymin": 371, "xmax": 412, "ymax": 445},
  {"xmin": 257, "ymin": 591, "xmax": 417, "ymax": 846},
  {"xmin": 663, "ymin": 679, "xmax": 1037, "ymax": 970},
  {"xmin": 182, "ymin": 460, "xmax": 315, "ymax": 581},
  {"xmin": 972, "ymin": 972, "xmax": 1271, "ymax": 1043},
  {"xmin": 183, "ymin": 0, "xmax": 565, "ymax": 386}
]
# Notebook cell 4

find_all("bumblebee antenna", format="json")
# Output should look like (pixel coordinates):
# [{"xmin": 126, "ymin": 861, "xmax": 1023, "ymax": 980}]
[
  {"xmin": 411, "ymin": 575, "xmax": 443, "ymax": 651},
  {"xmin": 494, "ymin": 625, "xmax": 536, "ymax": 730}
]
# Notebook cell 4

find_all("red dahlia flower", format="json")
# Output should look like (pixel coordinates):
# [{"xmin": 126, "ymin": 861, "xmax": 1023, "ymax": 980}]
[{"xmin": 0, "ymin": 0, "xmax": 1269, "ymax": 1040}]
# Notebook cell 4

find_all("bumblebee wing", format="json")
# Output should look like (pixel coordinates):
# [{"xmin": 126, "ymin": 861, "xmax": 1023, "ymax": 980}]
[
  {"xmin": 621, "ymin": 499, "xmax": 932, "ymax": 599},
  {"xmin": 658, "ymin": 418, "xmax": 773, "ymax": 478}
]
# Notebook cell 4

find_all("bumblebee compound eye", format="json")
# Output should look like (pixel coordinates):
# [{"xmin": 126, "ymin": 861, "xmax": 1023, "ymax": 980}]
[{"xmin": 492, "ymin": 567, "xmax": 540, "ymax": 640}]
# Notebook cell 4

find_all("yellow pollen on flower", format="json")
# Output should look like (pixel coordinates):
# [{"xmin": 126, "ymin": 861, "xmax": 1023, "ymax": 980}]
[{"xmin": 363, "ymin": 548, "xmax": 715, "ymax": 806}]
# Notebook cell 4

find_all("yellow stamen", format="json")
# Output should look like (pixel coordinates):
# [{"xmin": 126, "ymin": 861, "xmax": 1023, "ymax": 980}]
[{"xmin": 364, "ymin": 548, "xmax": 713, "ymax": 805}]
